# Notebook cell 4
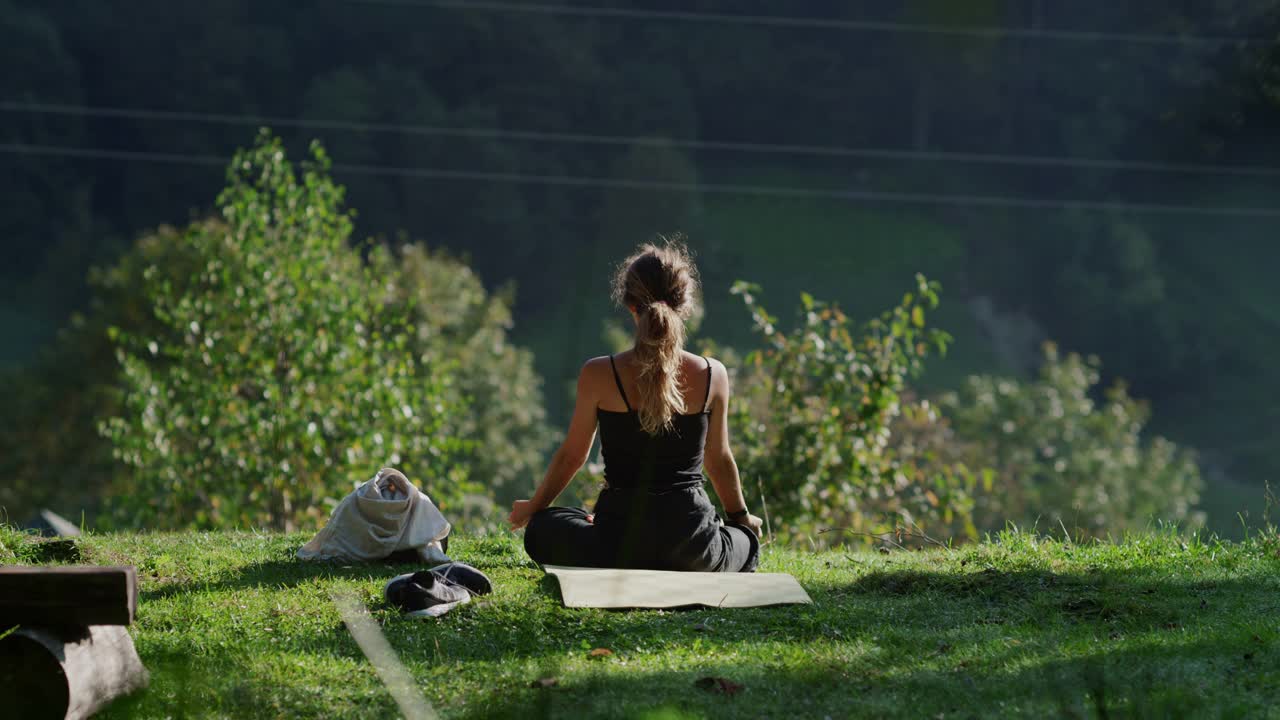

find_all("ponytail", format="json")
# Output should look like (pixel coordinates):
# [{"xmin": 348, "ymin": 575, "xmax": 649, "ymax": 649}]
[
  {"xmin": 611, "ymin": 238, "xmax": 700, "ymax": 435},
  {"xmin": 633, "ymin": 300, "xmax": 687, "ymax": 434}
]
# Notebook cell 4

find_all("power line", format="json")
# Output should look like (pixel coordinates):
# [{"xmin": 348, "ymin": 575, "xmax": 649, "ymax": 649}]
[
  {"xmin": 7, "ymin": 101, "xmax": 1280, "ymax": 179},
  {"xmin": 4, "ymin": 141, "xmax": 1279, "ymax": 219},
  {"xmin": 343, "ymin": 0, "xmax": 1256, "ymax": 46}
]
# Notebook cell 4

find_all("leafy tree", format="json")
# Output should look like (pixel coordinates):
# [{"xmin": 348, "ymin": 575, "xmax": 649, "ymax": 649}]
[
  {"xmin": 942, "ymin": 344, "xmax": 1204, "ymax": 535},
  {"xmin": 101, "ymin": 132, "xmax": 471, "ymax": 530}
]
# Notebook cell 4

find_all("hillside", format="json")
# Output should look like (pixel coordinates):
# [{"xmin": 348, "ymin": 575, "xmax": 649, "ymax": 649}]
[{"xmin": 4, "ymin": 528, "xmax": 1278, "ymax": 718}]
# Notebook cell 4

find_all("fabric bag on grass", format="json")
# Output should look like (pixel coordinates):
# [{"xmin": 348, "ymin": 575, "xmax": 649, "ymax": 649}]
[{"xmin": 297, "ymin": 467, "xmax": 451, "ymax": 563}]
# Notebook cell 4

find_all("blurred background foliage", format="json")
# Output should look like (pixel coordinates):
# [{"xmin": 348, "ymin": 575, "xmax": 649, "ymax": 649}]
[
  {"xmin": 2, "ymin": 0, "xmax": 1277, "ymax": 537},
  {"xmin": 941, "ymin": 345, "xmax": 1204, "ymax": 536}
]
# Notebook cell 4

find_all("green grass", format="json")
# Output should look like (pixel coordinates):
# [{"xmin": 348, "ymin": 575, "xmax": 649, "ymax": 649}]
[{"xmin": 7, "ymin": 529, "xmax": 1280, "ymax": 718}]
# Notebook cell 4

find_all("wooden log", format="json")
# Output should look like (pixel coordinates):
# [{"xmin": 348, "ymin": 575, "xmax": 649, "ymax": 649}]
[
  {"xmin": 0, "ymin": 625, "xmax": 149, "ymax": 720},
  {"xmin": 0, "ymin": 566, "xmax": 136, "ymax": 627}
]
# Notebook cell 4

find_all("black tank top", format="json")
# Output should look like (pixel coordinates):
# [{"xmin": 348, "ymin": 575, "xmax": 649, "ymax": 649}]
[{"xmin": 597, "ymin": 354, "xmax": 713, "ymax": 490}]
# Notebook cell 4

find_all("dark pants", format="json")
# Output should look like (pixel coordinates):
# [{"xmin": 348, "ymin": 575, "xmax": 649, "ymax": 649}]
[{"xmin": 524, "ymin": 485, "xmax": 759, "ymax": 573}]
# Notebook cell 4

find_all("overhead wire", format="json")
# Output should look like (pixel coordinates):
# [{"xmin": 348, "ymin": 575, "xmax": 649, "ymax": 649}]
[
  {"xmin": 4, "ymin": 142, "xmax": 1279, "ymax": 219},
  {"xmin": 5, "ymin": 101, "xmax": 1280, "ymax": 179},
  {"xmin": 340, "ymin": 0, "xmax": 1258, "ymax": 46}
]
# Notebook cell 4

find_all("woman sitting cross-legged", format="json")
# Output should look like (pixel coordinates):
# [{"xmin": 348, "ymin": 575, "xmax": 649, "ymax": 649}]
[{"xmin": 508, "ymin": 241, "xmax": 763, "ymax": 572}]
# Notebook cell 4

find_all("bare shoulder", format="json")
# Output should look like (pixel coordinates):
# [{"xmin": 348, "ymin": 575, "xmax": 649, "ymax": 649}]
[
  {"xmin": 574, "ymin": 356, "xmax": 615, "ymax": 407},
  {"xmin": 705, "ymin": 355, "xmax": 729, "ymax": 375},
  {"xmin": 694, "ymin": 354, "xmax": 728, "ymax": 378},
  {"xmin": 579, "ymin": 355, "xmax": 614, "ymax": 380},
  {"xmin": 692, "ymin": 353, "xmax": 732, "ymax": 393},
  {"xmin": 679, "ymin": 349, "xmax": 717, "ymax": 365}
]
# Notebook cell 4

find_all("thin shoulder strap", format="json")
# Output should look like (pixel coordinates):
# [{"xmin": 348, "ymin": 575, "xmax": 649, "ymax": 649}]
[
  {"xmin": 608, "ymin": 354, "xmax": 633, "ymax": 411},
  {"xmin": 701, "ymin": 356, "xmax": 713, "ymax": 413}
]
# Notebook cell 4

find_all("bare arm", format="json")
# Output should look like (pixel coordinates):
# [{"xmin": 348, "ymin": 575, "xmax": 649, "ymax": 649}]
[
  {"xmin": 703, "ymin": 359, "xmax": 759, "ymax": 535},
  {"xmin": 509, "ymin": 360, "xmax": 599, "ymax": 529}
]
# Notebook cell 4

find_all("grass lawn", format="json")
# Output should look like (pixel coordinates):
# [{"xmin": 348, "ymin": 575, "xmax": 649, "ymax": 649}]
[{"xmin": 4, "ymin": 528, "xmax": 1280, "ymax": 719}]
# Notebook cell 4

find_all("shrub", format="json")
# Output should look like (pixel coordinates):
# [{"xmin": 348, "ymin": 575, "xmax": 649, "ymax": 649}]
[
  {"xmin": 941, "ymin": 343, "xmax": 1204, "ymax": 535},
  {"xmin": 725, "ymin": 275, "xmax": 979, "ymax": 544},
  {"xmin": 101, "ymin": 132, "xmax": 472, "ymax": 530}
]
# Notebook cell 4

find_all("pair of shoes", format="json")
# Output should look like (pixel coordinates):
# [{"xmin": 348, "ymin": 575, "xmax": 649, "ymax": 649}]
[
  {"xmin": 428, "ymin": 561, "xmax": 492, "ymax": 596},
  {"xmin": 383, "ymin": 562, "xmax": 493, "ymax": 618}
]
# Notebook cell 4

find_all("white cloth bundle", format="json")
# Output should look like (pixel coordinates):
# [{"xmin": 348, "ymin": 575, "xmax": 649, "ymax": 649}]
[{"xmin": 297, "ymin": 467, "xmax": 451, "ymax": 563}]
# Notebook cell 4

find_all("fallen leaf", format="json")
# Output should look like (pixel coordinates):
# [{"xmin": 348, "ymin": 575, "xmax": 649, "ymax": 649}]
[
  {"xmin": 530, "ymin": 677, "xmax": 558, "ymax": 689},
  {"xmin": 695, "ymin": 676, "xmax": 744, "ymax": 696},
  {"xmin": 588, "ymin": 647, "xmax": 613, "ymax": 659}
]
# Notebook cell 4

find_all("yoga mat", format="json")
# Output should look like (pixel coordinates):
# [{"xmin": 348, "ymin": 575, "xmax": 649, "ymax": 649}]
[{"xmin": 544, "ymin": 565, "xmax": 812, "ymax": 609}]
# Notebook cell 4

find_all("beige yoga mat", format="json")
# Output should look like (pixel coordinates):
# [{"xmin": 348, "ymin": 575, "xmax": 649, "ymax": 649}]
[{"xmin": 544, "ymin": 565, "xmax": 812, "ymax": 609}]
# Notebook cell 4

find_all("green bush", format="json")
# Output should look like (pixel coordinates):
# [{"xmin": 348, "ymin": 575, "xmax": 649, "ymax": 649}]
[
  {"xmin": 725, "ymin": 275, "xmax": 978, "ymax": 544},
  {"xmin": 100, "ymin": 132, "xmax": 472, "ymax": 530},
  {"xmin": 942, "ymin": 344, "xmax": 1205, "ymax": 536}
]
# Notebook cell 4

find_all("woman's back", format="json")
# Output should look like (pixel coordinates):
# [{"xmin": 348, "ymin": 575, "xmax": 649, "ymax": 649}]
[{"xmin": 597, "ymin": 351, "xmax": 712, "ymax": 490}]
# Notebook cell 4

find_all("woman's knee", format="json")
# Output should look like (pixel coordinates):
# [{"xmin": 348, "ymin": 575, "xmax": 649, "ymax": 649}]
[
  {"xmin": 720, "ymin": 523, "xmax": 760, "ymax": 573},
  {"xmin": 522, "ymin": 508, "xmax": 556, "ymax": 563},
  {"xmin": 523, "ymin": 506, "xmax": 586, "ymax": 564},
  {"xmin": 527, "ymin": 506, "xmax": 607, "ymax": 568}
]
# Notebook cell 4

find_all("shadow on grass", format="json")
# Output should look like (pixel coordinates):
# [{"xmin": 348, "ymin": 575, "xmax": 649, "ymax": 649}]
[
  {"xmin": 138, "ymin": 534, "xmax": 537, "ymax": 602},
  {"xmin": 535, "ymin": 571, "xmax": 572, "ymax": 609},
  {"xmin": 98, "ymin": 630, "xmax": 1269, "ymax": 720},
  {"xmin": 458, "ymin": 639, "xmax": 1267, "ymax": 720},
  {"xmin": 141, "ymin": 555, "xmax": 444, "ymax": 601},
  {"xmin": 837, "ymin": 567, "xmax": 1262, "ymax": 634}
]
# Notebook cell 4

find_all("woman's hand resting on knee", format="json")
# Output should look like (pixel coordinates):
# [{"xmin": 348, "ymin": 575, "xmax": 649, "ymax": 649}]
[
  {"xmin": 737, "ymin": 513, "xmax": 764, "ymax": 538},
  {"xmin": 508, "ymin": 499, "xmax": 537, "ymax": 530},
  {"xmin": 509, "ymin": 499, "xmax": 592, "ymax": 531}
]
